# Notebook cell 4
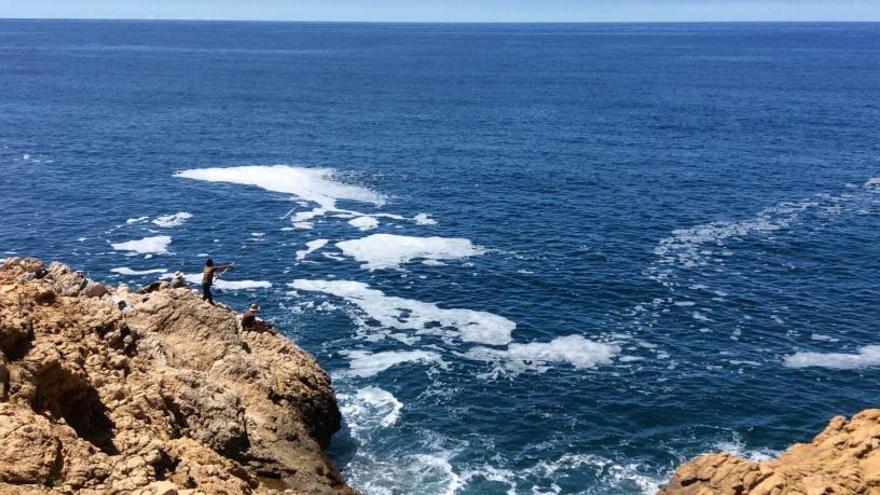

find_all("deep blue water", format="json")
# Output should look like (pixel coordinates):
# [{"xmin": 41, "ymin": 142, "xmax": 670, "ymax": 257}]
[{"xmin": 2, "ymin": 20, "xmax": 880, "ymax": 494}]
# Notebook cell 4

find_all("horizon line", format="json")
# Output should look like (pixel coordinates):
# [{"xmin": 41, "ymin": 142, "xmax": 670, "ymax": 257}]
[{"xmin": 2, "ymin": 17, "xmax": 880, "ymax": 24}]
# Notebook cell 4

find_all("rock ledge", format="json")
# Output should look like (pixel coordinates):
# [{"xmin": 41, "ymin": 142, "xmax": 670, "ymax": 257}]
[
  {"xmin": 0, "ymin": 257, "xmax": 355, "ymax": 495},
  {"xmin": 660, "ymin": 409, "xmax": 880, "ymax": 494}
]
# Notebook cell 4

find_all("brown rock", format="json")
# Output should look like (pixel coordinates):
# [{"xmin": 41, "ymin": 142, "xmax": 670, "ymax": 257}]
[
  {"xmin": 0, "ymin": 258, "xmax": 356, "ymax": 495},
  {"xmin": 660, "ymin": 409, "xmax": 880, "ymax": 494}
]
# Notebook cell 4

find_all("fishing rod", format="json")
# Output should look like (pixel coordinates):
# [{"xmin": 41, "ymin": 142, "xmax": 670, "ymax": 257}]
[{"xmin": 213, "ymin": 200, "xmax": 303, "ymax": 279}]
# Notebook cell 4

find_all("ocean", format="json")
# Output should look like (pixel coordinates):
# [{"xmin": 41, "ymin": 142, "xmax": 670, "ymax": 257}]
[{"xmin": 2, "ymin": 20, "xmax": 880, "ymax": 494}]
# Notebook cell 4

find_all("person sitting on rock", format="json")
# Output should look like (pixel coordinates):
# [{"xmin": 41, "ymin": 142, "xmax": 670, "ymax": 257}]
[
  {"xmin": 202, "ymin": 259, "xmax": 233, "ymax": 305},
  {"xmin": 242, "ymin": 303, "xmax": 260, "ymax": 330},
  {"xmin": 170, "ymin": 271, "xmax": 188, "ymax": 289}
]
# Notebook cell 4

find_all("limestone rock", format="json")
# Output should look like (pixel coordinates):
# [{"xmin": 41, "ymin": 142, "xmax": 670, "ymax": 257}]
[
  {"xmin": 0, "ymin": 257, "xmax": 355, "ymax": 494},
  {"xmin": 660, "ymin": 409, "xmax": 880, "ymax": 495}
]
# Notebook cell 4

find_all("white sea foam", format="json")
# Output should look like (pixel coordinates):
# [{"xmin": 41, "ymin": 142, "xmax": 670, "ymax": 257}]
[
  {"xmin": 175, "ymin": 165, "xmax": 385, "ymax": 210},
  {"xmin": 784, "ymin": 345, "xmax": 880, "ymax": 370},
  {"xmin": 653, "ymin": 202, "xmax": 810, "ymax": 270},
  {"xmin": 413, "ymin": 213, "xmax": 438, "ymax": 225},
  {"xmin": 348, "ymin": 216, "xmax": 379, "ymax": 231},
  {"xmin": 164, "ymin": 272, "xmax": 272, "ymax": 290},
  {"xmin": 650, "ymin": 180, "xmax": 880, "ymax": 284},
  {"xmin": 111, "ymin": 235, "xmax": 171, "ymax": 255},
  {"xmin": 292, "ymin": 206, "xmax": 328, "ymax": 223},
  {"xmin": 460, "ymin": 453, "xmax": 661, "ymax": 495},
  {"xmin": 810, "ymin": 333, "xmax": 840, "ymax": 342},
  {"xmin": 152, "ymin": 211, "xmax": 192, "ymax": 228},
  {"xmin": 212, "ymin": 279, "xmax": 273, "ymax": 290},
  {"xmin": 714, "ymin": 433, "xmax": 780, "ymax": 462},
  {"xmin": 464, "ymin": 335, "xmax": 620, "ymax": 376},
  {"xmin": 295, "ymin": 239, "xmax": 329, "ymax": 261},
  {"xmin": 110, "ymin": 267, "xmax": 167, "ymax": 276},
  {"xmin": 344, "ymin": 452, "xmax": 462, "ymax": 495},
  {"xmin": 126, "ymin": 216, "xmax": 148, "ymax": 224},
  {"xmin": 292, "ymin": 279, "xmax": 515, "ymax": 345},
  {"xmin": 336, "ymin": 234, "xmax": 485, "ymax": 270},
  {"xmin": 341, "ymin": 349, "xmax": 448, "ymax": 378},
  {"xmin": 338, "ymin": 387, "xmax": 403, "ymax": 432}
]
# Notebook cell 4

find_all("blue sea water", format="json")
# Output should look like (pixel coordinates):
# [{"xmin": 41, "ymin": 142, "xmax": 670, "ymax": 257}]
[{"xmin": 2, "ymin": 20, "xmax": 880, "ymax": 493}]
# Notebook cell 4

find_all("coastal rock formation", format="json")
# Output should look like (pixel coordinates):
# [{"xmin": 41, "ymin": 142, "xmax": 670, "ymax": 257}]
[
  {"xmin": 660, "ymin": 409, "xmax": 880, "ymax": 495},
  {"xmin": 0, "ymin": 258, "xmax": 355, "ymax": 495}
]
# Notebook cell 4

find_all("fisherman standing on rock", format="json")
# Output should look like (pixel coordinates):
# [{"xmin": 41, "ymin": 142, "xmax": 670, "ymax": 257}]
[{"xmin": 202, "ymin": 258, "xmax": 233, "ymax": 305}]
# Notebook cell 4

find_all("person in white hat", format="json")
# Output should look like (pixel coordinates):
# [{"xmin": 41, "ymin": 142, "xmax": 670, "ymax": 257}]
[
  {"xmin": 241, "ymin": 303, "xmax": 260, "ymax": 330},
  {"xmin": 170, "ymin": 271, "xmax": 188, "ymax": 289}
]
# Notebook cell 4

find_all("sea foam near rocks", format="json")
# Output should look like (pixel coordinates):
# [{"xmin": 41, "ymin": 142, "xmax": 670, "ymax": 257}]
[
  {"xmin": 338, "ymin": 386, "xmax": 403, "ymax": 432},
  {"xmin": 292, "ymin": 279, "xmax": 515, "ymax": 345},
  {"xmin": 164, "ymin": 272, "xmax": 272, "ymax": 290},
  {"xmin": 340, "ymin": 349, "xmax": 449, "ymax": 378},
  {"xmin": 110, "ymin": 267, "xmax": 168, "ymax": 276}
]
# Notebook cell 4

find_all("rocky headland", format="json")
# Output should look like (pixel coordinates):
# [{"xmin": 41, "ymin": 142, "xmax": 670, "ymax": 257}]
[
  {"xmin": 660, "ymin": 409, "xmax": 880, "ymax": 494},
  {"xmin": 0, "ymin": 258, "xmax": 355, "ymax": 494}
]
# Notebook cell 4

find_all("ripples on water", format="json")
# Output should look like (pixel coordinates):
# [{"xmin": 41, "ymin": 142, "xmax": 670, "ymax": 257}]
[{"xmin": 2, "ymin": 20, "xmax": 880, "ymax": 494}]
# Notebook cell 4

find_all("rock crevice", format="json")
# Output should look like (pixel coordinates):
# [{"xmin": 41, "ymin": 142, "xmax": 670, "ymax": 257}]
[{"xmin": 0, "ymin": 257, "xmax": 354, "ymax": 495}]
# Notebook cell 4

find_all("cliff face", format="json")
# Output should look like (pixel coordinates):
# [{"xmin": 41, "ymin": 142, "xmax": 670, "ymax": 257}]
[
  {"xmin": 0, "ymin": 258, "xmax": 355, "ymax": 495},
  {"xmin": 660, "ymin": 409, "xmax": 880, "ymax": 495}
]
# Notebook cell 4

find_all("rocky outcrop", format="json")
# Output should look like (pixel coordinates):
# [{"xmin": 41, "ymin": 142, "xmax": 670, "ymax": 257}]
[
  {"xmin": 0, "ymin": 257, "xmax": 355, "ymax": 495},
  {"xmin": 660, "ymin": 409, "xmax": 880, "ymax": 495}
]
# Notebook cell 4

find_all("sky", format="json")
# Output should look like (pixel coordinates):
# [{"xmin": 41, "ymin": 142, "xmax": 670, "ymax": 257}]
[{"xmin": 0, "ymin": 0, "xmax": 878, "ymax": 22}]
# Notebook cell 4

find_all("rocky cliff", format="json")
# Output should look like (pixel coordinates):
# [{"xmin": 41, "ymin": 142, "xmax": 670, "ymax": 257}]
[
  {"xmin": 660, "ymin": 409, "xmax": 880, "ymax": 494},
  {"xmin": 0, "ymin": 257, "xmax": 355, "ymax": 495}
]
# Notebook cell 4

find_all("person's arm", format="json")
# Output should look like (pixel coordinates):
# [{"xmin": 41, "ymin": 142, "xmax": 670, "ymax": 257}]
[{"xmin": 216, "ymin": 263, "xmax": 235, "ymax": 270}]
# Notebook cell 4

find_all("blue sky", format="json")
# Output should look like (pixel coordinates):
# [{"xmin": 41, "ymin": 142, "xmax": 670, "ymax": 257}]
[{"xmin": 0, "ymin": 0, "xmax": 878, "ymax": 22}]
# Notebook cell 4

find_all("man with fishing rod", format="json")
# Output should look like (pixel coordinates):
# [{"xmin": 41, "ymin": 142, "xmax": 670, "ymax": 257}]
[{"xmin": 202, "ymin": 258, "xmax": 234, "ymax": 305}]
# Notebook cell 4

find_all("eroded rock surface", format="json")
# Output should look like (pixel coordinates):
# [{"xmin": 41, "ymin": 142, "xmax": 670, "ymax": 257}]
[
  {"xmin": 660, "ymin": 409, "xmax": 880, "ymax": 495},
  {"xmin": 0, "ymin": 257, "xmax": 355, "ymax": 495}
]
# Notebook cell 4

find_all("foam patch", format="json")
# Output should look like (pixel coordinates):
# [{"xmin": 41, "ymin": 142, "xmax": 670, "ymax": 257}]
[
  {"xmin": 292, "ymin": 279, "xmax": 515, "ymax": 345},
  {"xmin": 336, "ymin": 234, "xmax": 485, "ymax": 270},
  {"xmin": 338, "ymin": 386, "xmax": 403, "ymax": 432},
  {"xmin": 413, "ymin": 213, "xmax": 438, "ymax": 225},
  {"xmin": 348, "ymin": 216, "xmax": 380, "ymax": 231},
  {"xmin": 341, "ymin": 349, "xmax": 448, "ymax": 378},
  {"xmin": 464, "ymin": 335, "xmax": 620, "ymax": 375},
  {"xmin": 110, "ymin": 267, "xmax": 168, "ymax": 276},
  {"xmin": 175, "ymin": 165, "xmax": 385, "ymax": 210},
  {"xmin": 164, "ymin": 272, "xmax": 272, "ymax": 290},
  {"xmin": 784, "ymin": 345, "xmax": 880, "ymax": 370},
  {"xmin": 295, "ymin": 239, "xmax": 329, "ymax": 261},
  {"xmin": 152, "ymin": 211, "xmax": 192, "ymax": 228},
  {"xmin": 111, "ymin": 235, "xmax": 171, "ymax": 254}
]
